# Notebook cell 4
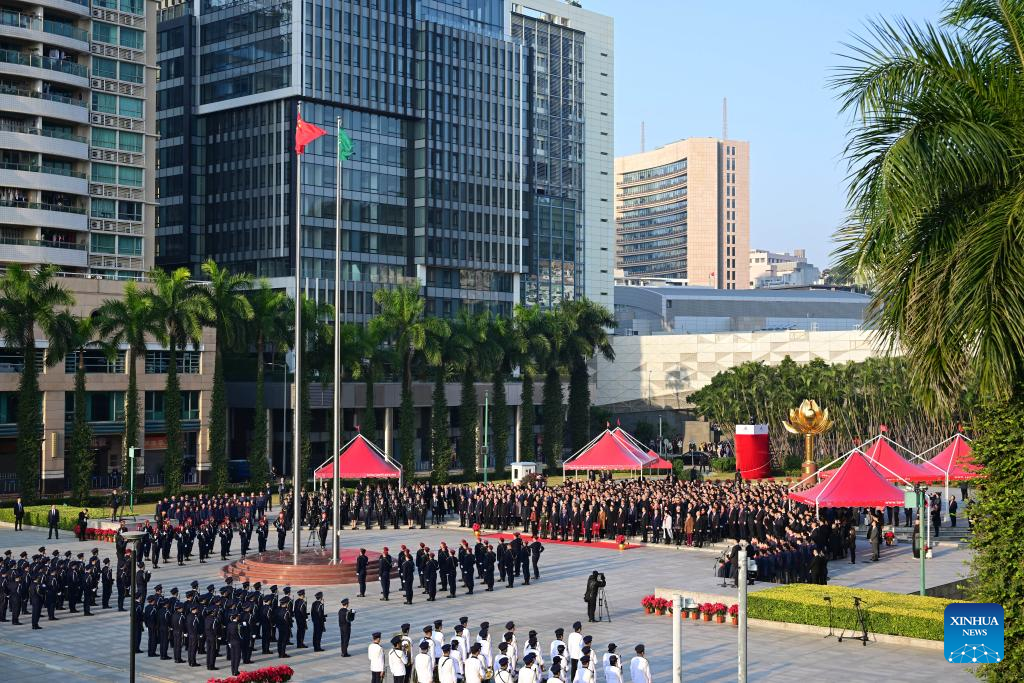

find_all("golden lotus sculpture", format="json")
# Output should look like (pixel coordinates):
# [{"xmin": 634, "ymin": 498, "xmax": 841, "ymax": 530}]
[{"xmin": 783, "ymin": 399, "xmax": 834, "ymax": 476}]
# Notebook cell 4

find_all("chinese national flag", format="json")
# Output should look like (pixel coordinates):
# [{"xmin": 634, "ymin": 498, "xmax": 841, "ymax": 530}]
[{"xmin": 295, "ymin": 113, "xmax": 326, "ymax": 154}]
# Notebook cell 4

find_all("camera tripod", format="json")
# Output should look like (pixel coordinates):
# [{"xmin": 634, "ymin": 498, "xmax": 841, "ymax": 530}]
[
  {"xmin": 304, "ymin": 527, "xmax": 321, "ymax": 549},
  {"xmin": 822, "ymin": 597, "xmax": 835, "ymax": 639},
  {"xmin": 596, "ymin": 587, "xmax": 612, "ymax": 623},
  {"xmin": 838, "ymin": 597, "xmax": 871, "ymax": 646}
]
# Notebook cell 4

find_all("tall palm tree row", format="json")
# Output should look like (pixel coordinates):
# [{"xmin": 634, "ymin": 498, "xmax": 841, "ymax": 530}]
[
  {"xmin": 831, "ymin": 3, "xmax": 1024, "ymax": 677},
  {"xmin": 0, "ymin": 260, "xmax": 615, "ymax": 499}
]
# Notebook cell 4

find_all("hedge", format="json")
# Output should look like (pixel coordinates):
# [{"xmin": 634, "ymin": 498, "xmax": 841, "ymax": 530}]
[
  {"xmin": 0, "ymin": 505, "xmax": 116, "ymax": 532},
  {"xmin": 747, "ymin": 584, "xmax": 957, "ymax": 641}
]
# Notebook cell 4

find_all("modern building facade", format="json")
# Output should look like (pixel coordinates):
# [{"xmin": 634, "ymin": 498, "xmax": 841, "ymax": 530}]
[
  {"xmin": 155, "ymin": 0, "xmax": 613, "ymax": 316},
  {"xmin": 613, "ymin": 284, "xmax": 869, "ymax": 335},
  {"xmin": 511, "ymin": 0, "xmax": 614, "ymax": 309},
  {"xmin": 749, "ymin": 248, "xmax": 820, "ymax": 288},
  {"xmin": 615, "ymin": 137, "xmax": 749, "ymax": 290},
  {"xmin": 0, "ymin": 0, "xmax": 157, "ymax": 277}
]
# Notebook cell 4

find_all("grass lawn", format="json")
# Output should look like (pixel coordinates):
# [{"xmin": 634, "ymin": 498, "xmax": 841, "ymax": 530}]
[{"xmin": 24, "ymin": 502, "xmax": 157, "ymax": 519}]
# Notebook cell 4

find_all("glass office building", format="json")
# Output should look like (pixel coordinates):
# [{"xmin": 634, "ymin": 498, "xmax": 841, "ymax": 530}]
[{"xmin": 157, "ymin": 0, "xmax": 612, "ymax": 316}]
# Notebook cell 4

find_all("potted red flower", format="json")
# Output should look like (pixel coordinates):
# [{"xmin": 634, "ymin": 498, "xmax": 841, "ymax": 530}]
[
  {"xmin": 699, "ymin": 603, "xmax": 712, "ymax": 622},
  {"xmin": 654, "ymin": 597, "xmax": 670, "ymax": 616},
  {"xmin": 615, "ymin": 534, "xmax": 627, "ymax": 550},
  {"xmin": 713, "ymin": 602, "xmax": 728, "ymax": 624},
  {"xmin": 207, "ymin": 664, "xmax": 295, "ymax": 683},
  {"xmin": 728, "ymin": 603, "xmax": 739, "ymax": 626},
  {"xmin": 472, "ymin": 523, "xmax": 481, "ymax": 541},
  {"xmin": 689, "ymin": 603, "xmax": 700, "ymax": 620},
  {"xmin": 640, "ymin": 595, "xmax": 656, "ymax": 614}
]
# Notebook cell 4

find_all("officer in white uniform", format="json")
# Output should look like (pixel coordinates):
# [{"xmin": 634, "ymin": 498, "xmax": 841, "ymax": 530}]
[
  {"xmin": 414, "ymin": 640, "xmax": 434, "ymax": 683},
  {"xmin": 438, "ymin": 643, "xmax": 458, "ymax": 683},
  {"xmin": 629, "ymin": 644, "xmax": 651, "ymax": 683},
  {"xmin": 388, "ymin": 635, "xmax": 409, "ymax": 683},
  {"xmin": 464, "ymin": 642, "xmax": 485, "ymax": 683},
  {"xmin": 367, "ymin": 632, "xmax": 385, "ymax": 683}
]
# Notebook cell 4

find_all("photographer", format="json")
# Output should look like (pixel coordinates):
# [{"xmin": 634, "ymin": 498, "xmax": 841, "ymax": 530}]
[{"xmin": 583, "ymin": 571, "xmax": 606, "ymax": 623}]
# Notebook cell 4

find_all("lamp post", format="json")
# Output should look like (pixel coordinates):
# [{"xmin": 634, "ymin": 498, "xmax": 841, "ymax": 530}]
[{"xmin": 121, "ymin": 530, "xmax": 146, "ymax": 683}]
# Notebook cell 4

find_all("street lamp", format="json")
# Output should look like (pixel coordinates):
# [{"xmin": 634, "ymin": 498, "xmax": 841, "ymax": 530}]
[{"xmin": 121, "ymin": 530, "xmax": 147, "ymax": 683}]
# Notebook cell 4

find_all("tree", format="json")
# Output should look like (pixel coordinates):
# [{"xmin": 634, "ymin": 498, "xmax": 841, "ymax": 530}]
[
  {"xmin": 450, "ymin": 311, "xmax": 495, "ymax": 477},
  {"xmin": 560, "ymin": 298, "xmax": 615, "ymax": 452},
  {"xmin": 831, "ymin": 4, "xmax": 1024, "ymax": 678},
  {"xmin": 346, "ymin": 324, "xmax": 388, "ymax": 442},
  {"xmin": 247, "ymin": 280, "xmax": 289, "ymax": 489},
  {"xmin": 487, "ymin": 317, "xmax": 513, "ymax": 476},
  {"xmin": 200, "ymin": 260, "xmax": 253, "ymax": 493},
  {"xmin": 538, "ymin": 307, "xmax": 569, "ymax": 469},
  {"xmin": 148, "ymin": 267, "xmax": 209, "ymax": 496},
  {"xmin": 512, "ymin": 305, "xmax": 549, "ymax": 464},
  {"xmin": 61, "ymin": 314, "xmax": 99, "ymax": 504},
  {"xmin": 370, "ymin": 285, "xmax": 448, "ymax": 475},
  {"xmin": 0, "ymin": 265, "xmax": 73, "ymax": 502},
  {"xmin": 96, "ymin": 281, "xmax": 160, "ymax": 498},
  {"xmin": 296, "ymin": 295, "xmax": 334, "ymax": 482}
]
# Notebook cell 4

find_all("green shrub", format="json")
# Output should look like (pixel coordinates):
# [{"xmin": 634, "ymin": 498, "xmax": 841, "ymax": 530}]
[
  {"xmin": 747, "ymin": 584, "xmax": 956, "ymax": 641},
  {"xmin": 711, "ymin": 457, "xmax": 736, "ymax": 473},
  {"xmin": 0, "ymin": 505, "xmax": 113, "ymax": 532}
]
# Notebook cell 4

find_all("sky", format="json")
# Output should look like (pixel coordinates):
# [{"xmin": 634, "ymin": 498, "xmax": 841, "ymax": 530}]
[{"xmin": 581, "ymin": 0, "xmax": 942, "ymax": 268}]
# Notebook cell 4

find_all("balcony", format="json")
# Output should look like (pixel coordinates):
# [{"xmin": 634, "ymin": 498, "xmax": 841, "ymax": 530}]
[
  {"xmin": 0, "ymin": 236, "xmax": 87, "ymax": 268},
  {"xmin": 0, "ymin": 160, "xmax": 87, "ymax": 195},
  {"xmin": 0, "ymin": 83, "xmax": 88, "ymax": 123},
  {"xmin": 0, "ymin": 122, "xmax": 88, "ymax": 159},
  {"xmin": 0, "ymin": 10, "xmax": 89, "ymax": 52},
  {"xmin": 0, "ymin": 49, "xmax": 89, "ymax": 88},
  {"xmin": 0, "ymin": 199, "xmax": 87, "ymax": 232},
  {"xmin": 31, "ymin": 0, "xmax": 89, "ymax": 17}
]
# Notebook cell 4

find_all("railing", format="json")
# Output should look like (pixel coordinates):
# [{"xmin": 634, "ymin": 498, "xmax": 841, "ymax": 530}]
[
  {"xmin": 0, "ymin": 160, "xmax": 86, "ymax": 178},
  {"xmin": 0, "ymin": 235, "xmax": 85, "ymax": 251},
  {"xmin": 0, "ymin": 49, "xmax": 88, "ymax": 78},
  {"xmin": 0, "ymin": 121, "xmax": 86, "ymax": 143},
  {"xmin": 0, "ymin": 82, "xmax": 86, "ymax": 107},
  {"xmin": 0, "ymin": 199, "xmax": 86, "ymax": 214},
  {"xmin": 0, "ymin": 10, "xmax": 90, "ymax": 42}
]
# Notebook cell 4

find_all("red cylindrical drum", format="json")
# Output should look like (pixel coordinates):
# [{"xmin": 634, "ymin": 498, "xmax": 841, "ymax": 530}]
[{"xmin": 735, "ymin": 424, "xmax": 771, "ymax": 479}]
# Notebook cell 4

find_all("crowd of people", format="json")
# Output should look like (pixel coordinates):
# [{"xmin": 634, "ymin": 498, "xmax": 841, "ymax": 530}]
[
  {"xmin": 0, "ymin": 545, "xmax": 113, "ymax": 629},
  {"xmin": 365, "ymin": 616, "xmax": 651, "ymax": 683}
]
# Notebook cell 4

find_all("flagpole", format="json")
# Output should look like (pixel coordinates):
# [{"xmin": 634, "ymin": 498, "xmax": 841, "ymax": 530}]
[
  {"xmin": 293, "ymin": 101, "xmax": 303, "ymax": 567},
  {"xmin": 331, "ymin": 116, "xmax": 342, "ymax": 565}
]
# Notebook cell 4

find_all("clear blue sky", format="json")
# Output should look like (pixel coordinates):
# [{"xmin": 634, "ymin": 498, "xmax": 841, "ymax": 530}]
[{"xmin": 582, "ymin": 0, "xmax": 942, "ymax": 268}]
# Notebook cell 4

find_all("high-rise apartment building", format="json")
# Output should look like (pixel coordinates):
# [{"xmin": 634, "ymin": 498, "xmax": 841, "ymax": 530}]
[
  {"xmin": 0, "ymin": 0, "xmax": 157, "ymax": 276},
  {"xmin": 614, "ymin": 137, "xmax": 749, "ymax": 290},
  {"xmin": 511, "ymin": 0, "xmax": 614, "ymax": 309},
  {"xmin": 155, "ymin": 0, "xmax": 613, "ymax": 316}
]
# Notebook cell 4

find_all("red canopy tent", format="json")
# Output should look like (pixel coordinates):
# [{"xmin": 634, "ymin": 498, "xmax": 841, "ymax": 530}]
[
  {"xmin": 562, "ymin": 428, "xmax": 656, "ymax": 473},
  {"xmin": 314, "ymin": 433, "xmax": 402, "ymax": 482},
  {"xmin": 788, "ymin": 450, "xmax": 906, "ymax": 509},
  {"xmin": 862, "ymin": 435, "xmax": 943, "ymax": 484},
  {"xmin": 644, "ymin": 451, "xmax": 673, "ymax": 471},
  {"xmin": 923, "ymin": 434, "xmax": 980, "ymax": 482}
]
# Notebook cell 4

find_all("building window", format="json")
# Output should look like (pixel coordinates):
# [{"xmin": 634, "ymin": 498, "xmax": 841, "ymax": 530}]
[
  {"xmin": 145, "ymin": 390, "xmax": 199, "ymax": 421},
  {"xmin": 64, "ymin": 349, "xmax": 125, "ymax": 374},
  {"xmin": 65, "ymin": 391, "xmax": 125, "ymax": 422},
  {"xmin": 93, "ymin": 57, "xmax": 117, "ymax": 79},
  {"xmin": 90, "ymin": 233, "xmax": 116, "ymax": 254},
  {"xmin": 145, "ymin": 350, "xmax": 200, "ymax": 374},
  {"xmin": 118, "ymin": 166, "xmax": 143, "ymax": 187},
  {"xmin": 120, "ymin": 28, "xmax": 144, "ymax": 50},
  {"xmin": 92, "ymin": 93, "xmax": 117, "ymax": 114},
  {"xmin": 118, "ymin": 97, "xmax": 143, "ymax": 119}
]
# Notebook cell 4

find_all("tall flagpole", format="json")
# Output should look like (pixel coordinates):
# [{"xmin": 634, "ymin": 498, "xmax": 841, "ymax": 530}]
[
  {"xmin": 292, "ymin": 101, "xmax": 303, "ymax": 566},
  {"xmin": 331, "ymin": 116, "xmax": 342, "ymax": 564}
]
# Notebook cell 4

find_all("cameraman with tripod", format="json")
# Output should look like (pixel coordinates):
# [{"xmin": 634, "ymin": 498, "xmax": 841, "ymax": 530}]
[{"xmin": 584, "ymin": 571, "xmax": 606, "ymax": 623}]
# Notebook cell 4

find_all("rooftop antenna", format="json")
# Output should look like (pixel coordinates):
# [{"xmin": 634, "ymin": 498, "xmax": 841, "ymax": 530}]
[
  {"xmin": 640, "ymin": 120, "xmax": 645, "ymax": 152},
  {"xmin": 722, "ymin": 97, "xmax": 728, "ymax": 140}
]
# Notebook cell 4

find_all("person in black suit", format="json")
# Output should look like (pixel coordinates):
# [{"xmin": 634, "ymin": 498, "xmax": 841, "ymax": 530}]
[
  {"xmin": 13, "ymin": 498, "xmax": 24, "ymax": 531},
  {"xmin": 204, "ymin": 606, "xmax": 219, "ymax": 670},
  {"xmin": 356, "ymin": 548, "xmax": 369, "ymax": 597},
  {"xmin": 949, "ymin": 496, "xmax": 959, "ymax": 527},
  {"xmin": 46, "ymin": 505, "xmax": 59, "ymax": 539},
  {"xmin": 337, "ymin": 597, "xmax": 354, "ymax": 657},
  {"xmin": 294, "ymin": 589, "xmax": 309, "ymax": 648},
  {"xmin": 400, "ymin": 553, "xmax": 415, "ymax": 604},
  {"xmin": 76, "ymin": 509, "xmax": 89, "ymax": 541},
  {"xmin": 227, "ymin": 613, "xmax": 243, "ymax": 675},
  {"xmin": 317, "ymin": 512, "xmax": 329, "ymax": 549},
  {"xmin": 273, "ymin": 598, "xmax": 291, "ymax": 658}
]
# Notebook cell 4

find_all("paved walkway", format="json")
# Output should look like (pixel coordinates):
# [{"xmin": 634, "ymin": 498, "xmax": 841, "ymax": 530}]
[{"xmin": 0, "ymin": 523, "xmax": 976, "ymax": 682}]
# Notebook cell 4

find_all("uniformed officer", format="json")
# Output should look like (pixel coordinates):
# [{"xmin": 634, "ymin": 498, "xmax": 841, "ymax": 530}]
[
  {"xmin": 227, "ymin": 613, "xmax": 243, "ymax": 675},
  {"xmin": 172, "ymin": 603, "xmax": 187, "ymax": 663},
  {"xmin": 273, "ymin": 597, "xmax": 291, "ymax": 658},
  {"xmin": 338, "ymin": 597, "xmax": 355, "ymax": 657},
  {"xmin": 100, "ymin": 558, "xmax": 113, "ymax": 609},
  {"xmin": 356, "ymin": 548, "xmax": 369, "ymax": 597},
  {"xmin": 378, "ymin": 547, "xmax": 393, "ymax": 601},
  {"xmin": 187, "ymin": 604, "xmax": 201, "ymax": 667},
  {"xmin": 311, "ymin": 591, "xmax": 326, "ymax": 651},
  {"xmin": 294, "ymin": 588, "xmax": 308, "ymax": 648},
  {"xmin": 204, "ymin": 603, "xmax": 220, "ymax": 670}
]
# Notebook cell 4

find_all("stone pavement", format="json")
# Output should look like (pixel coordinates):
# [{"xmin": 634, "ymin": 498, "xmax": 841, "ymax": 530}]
[{"xmin": 0, "ymin": 523, "xmax": 977, "ymax": 682}]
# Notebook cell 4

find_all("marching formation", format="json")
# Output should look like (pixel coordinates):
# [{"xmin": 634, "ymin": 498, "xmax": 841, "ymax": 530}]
[{"xmin": 0, "ymin": 546, "xmax": 112, "ymax": 629}]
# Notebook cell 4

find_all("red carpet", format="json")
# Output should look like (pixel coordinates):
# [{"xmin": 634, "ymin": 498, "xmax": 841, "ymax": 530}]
[{"xmin": 482, "ymin": 532, "xmax": 640, "ymax": 551}]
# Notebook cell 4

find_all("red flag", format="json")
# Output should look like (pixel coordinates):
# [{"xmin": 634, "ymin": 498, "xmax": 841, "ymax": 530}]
[
  {"xmin": 616, "ymin": 418, "xmax": 621, "ymax": 427},
  {"xmin": 295, "ymin": 113, "xmax": 326, "ymax": 154},
  {"xmin": 879, "ymin": 424, "xmax": 888, "ymax": 433}
]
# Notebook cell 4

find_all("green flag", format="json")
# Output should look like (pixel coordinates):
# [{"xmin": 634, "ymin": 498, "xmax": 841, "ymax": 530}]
[{"xmin": 338, "ymin": 125, "xmax": 354, "ymax": 162}]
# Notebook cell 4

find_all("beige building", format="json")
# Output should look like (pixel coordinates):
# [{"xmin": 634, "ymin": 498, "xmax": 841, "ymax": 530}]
[
  {"xmin": 615, "ymin": 137, "xmax": 750, "ymax": 289},
  {"xmin": 0, "ymin": 274, "xmax": 214, "ymax": 495}
]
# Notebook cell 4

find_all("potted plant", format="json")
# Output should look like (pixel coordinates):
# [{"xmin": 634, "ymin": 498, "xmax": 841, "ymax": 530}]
[
  {"xmin": 208, "ymin": 664, "xmax": 295, "ymax": 683},
  {"xmin": 714, "ymin": 603, "xmax": 728, "ymax": 624},
  {"xmin": 641, "ymin": 595, "xmax": 656, "ymax": 615},
  {"xmin": 615, "ymin": 534, "xmax": 627, "ymax": 550},
  {"xmin": 689, "ymin": 603, "xmax": 700, "ymax": 620},
  {"xmin": 699, "ymin": 603, "xmax": 712, "ymax": 622},
  {"xmin": 729, "ymin": 603, "xmax": 739, "ymax": 626},
  {"xmin": 472, "ymin": 523, "xmax": 481, "ymax": 541},
  {"xmin": 652, "ymin": 597, "xmax": 667, "ymax": 616}
]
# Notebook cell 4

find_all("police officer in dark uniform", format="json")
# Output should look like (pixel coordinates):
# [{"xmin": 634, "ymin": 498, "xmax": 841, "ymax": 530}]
[
  {"xmin": 187, "ymin": 604, "xmax": 202, "ymax": 666},
  {"xmin": 378, "ymin": 547, "xmax": 393, "ymax": 601},
  {"xmin": 273, "ymin": 597, "xmax": 291, "ymax": 658},
  {"xmin": 400, "ymin": 553, "xmax": 415, "ymax": 604},
  {"xmin": 100, "ymin": 558, "xmax": 113, "ymax": 609},
  {"xmin": 294, "ymin": 588, "xmax": 309, "ymax": 648},
  {"xmin": 356, "ymin": 548, "xmax": 369, "ymax": 597},
  {"xmin": 311, "ymin": 591, "xmax": 326, "ymax": 651},
  {"xmin": 227, "ymin": 612, "xmax": 243, "ymax": 675},
  {"xmin": 317, "ymin": 512, "xmax": 329, "ymax": 549},
  {"xmin": 172, "ymin": 603, "xmax": 187, "ymax": 663},
  {"xmin": 204, "ymin": 602, "xmax": 220, "ymax": 670},
  {"xmin": 338, "ymin": 597, "xmax": 354, "ymax": 657}
]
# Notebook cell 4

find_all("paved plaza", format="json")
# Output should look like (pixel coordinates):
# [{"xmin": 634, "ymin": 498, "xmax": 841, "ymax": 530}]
[{"xmin": 0, "ymin": 522, "xmax": 976, "ymax": 682}]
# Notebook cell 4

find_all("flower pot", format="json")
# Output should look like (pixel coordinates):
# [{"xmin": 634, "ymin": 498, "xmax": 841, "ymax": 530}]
[
  {"xmin": 618, "ymin": 543, "xmax": 625, "ymax": 551},
  {"xmin": 702, "ymin": 613, "xmax": 711, "ymax": 622},
  {"xmin": 715, "ymin": 614, "xmax": 725, "ymax": 624},
  {"xmin": 731, "ymin": 616, "xmax": 738, "ymax": 626},
  {"xmin": 690, "ymin": 611, "xmax": 699, "ymax": 620},
  {"xmin": 657, "ymin": 608, "xmax": 667, "ymax": 616},
  {"xmin": 645, "ymin": 607, "xmax": 654, "ymax": 615}
]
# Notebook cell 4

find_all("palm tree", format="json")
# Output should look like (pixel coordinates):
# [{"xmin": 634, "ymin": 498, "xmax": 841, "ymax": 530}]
[
  {"xmin": 96, "ymin": 281, "xmax": 160, "ymax": 496},
  {"xmin": 0, "ymin": 265, "xmax": 73, "ymax": 502},
  {"xmin": 247, "ymin": 280, "xmax": 289, "ymax": 489},
  {"xmin": 537, "ymin": 307, "xmax": 569, "ymax": 469},
  {"xmin": 560, "ymin": 298, "xmax": 615, "ymax": 452},
  {"xmin": 345, "ymin": 324, "xmax": 388, "ymax": 442},
  {"xmin": 200, "ymin": 260, "xmax": 253, "ymax": 493},
  {"xmin": 424, "ymin": 321, "xmax": 454, "ymax": 483},
  {"xmin": 512, "ymin": 305, "xmax": 549, "ymax": 464},
  {"xmin": 450, "ymin": 310, "xmax": 496, "ymax": 477},
  {"xmin": 370, "ymin": 285, "xmax": 448, "ymax": 475},
  {"xmin": 58, "ymin": 314, "xmax": 106, "ymax": 504},
  {"xmin": 296, "ymin": 295, "xmax": 334, "ymax": 481},
  {"xmin": 832, "ymin": 6, "xmax": 1024, "ymax": 670},
  {"xmin": 486, "ymin": 316, "xmax": 514, "ymax": 477},
  {"xmin": 148, "ymin": 267, "xmax": 209, "ymax": 495}
]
